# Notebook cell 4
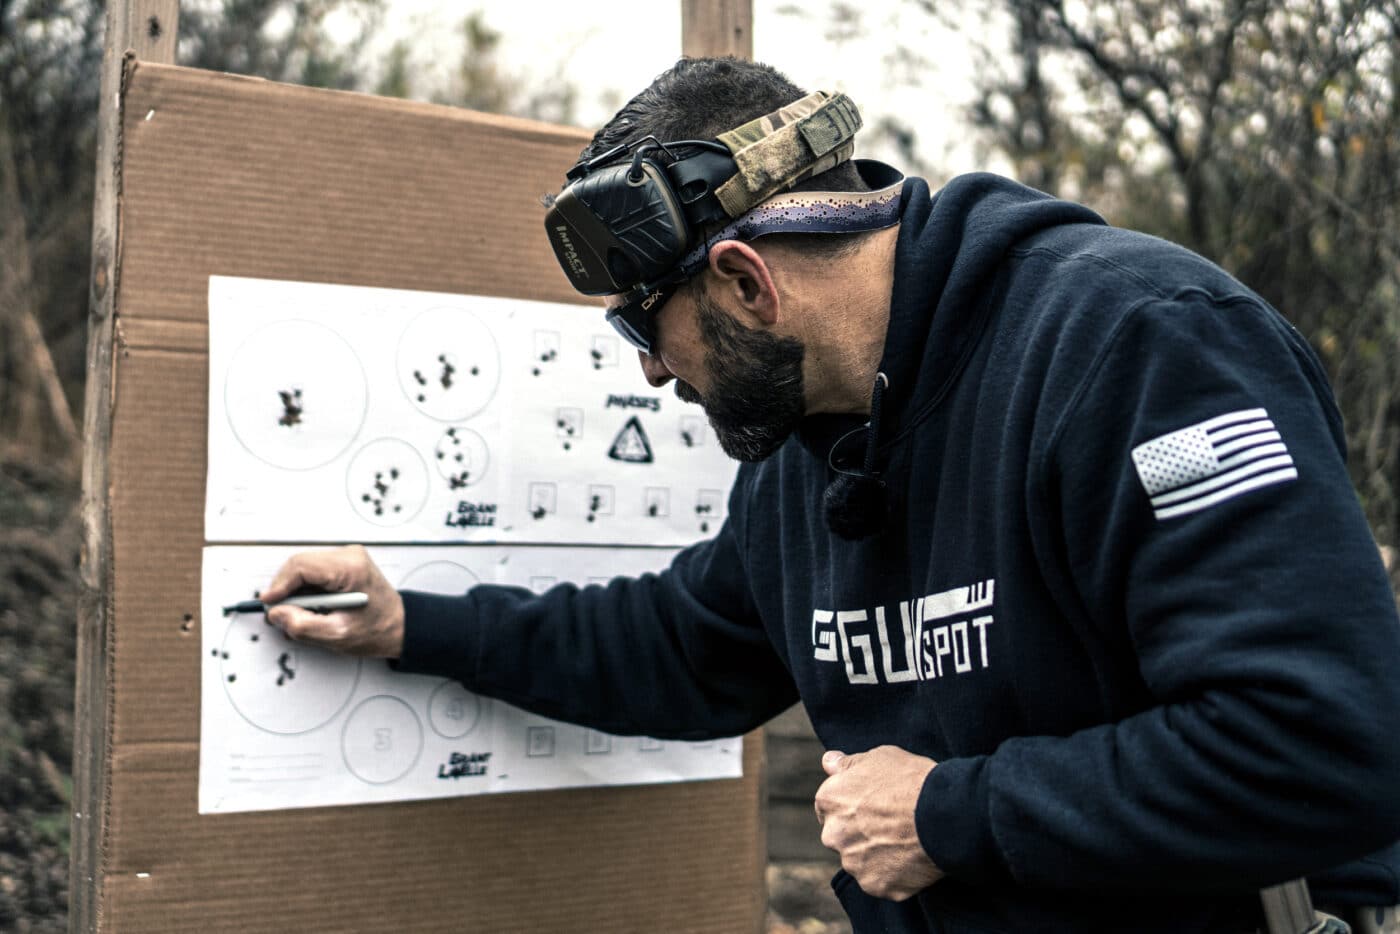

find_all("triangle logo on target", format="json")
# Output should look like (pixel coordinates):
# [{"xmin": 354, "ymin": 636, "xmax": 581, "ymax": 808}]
[{"xmin": 608, "ymin": 416, "xmax": 654, "ymax": 464}]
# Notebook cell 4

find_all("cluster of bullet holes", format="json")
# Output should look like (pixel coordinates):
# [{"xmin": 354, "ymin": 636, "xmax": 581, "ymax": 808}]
[
  {"xmin": 360, "ymin": 468, "xmax": 404, "ymax": 517},
  {"xmin": 438, "ymin": 427, "xmax": 473, "ymax": 489},
  {"xmin": 696, "ymin": 501, "xmax": 714, "ymax": 534},
  {"xmin": 413, "ymin": 353, "xmax": 478, "ymax": 401},
  {"xmin": 528, "ymin": 483, "xmax": 557, "ymax": 521},
  {"xmin": 276, "ymin": 651, "xmax": 296, "ymax": 687},
  {"xmin": 556, "ymin": 409, "xmax": 582, "ymax": 451},
  {"xmin": 277, "ymin": 388, "xmax": 303, "ymax": 427},
  {"xmin": 532, "ymin": 346, "xmax": 559, "ymax": 377}
]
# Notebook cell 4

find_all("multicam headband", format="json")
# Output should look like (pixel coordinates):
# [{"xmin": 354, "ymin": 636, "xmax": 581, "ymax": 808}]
[{"xmin": 712, "ymin": 90, "xmax": 864, "ymax": 217}]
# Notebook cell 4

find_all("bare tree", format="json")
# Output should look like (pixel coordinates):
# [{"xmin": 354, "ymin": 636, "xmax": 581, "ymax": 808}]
[{"xmin": 964, "ymin": 0, "xmax": 1400, "ymax": 571}]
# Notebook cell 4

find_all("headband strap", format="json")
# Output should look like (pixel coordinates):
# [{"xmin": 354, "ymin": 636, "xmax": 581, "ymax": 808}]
[
  {"xmin": 677, "ymin": 160, "xmax": 904, "ymax": 280},
  {"xmin": 713, "ymin": 91, "xmax": 864, "ymax": 218}
]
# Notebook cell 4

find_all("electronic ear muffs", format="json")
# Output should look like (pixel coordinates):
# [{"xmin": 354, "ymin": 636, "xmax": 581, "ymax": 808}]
[{"xmin": 545, "ymin": 91, "xmax": 906, "ymax": 352}]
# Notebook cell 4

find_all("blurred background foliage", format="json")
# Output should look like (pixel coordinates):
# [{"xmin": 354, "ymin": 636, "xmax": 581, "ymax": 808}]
[{"xmin": 0, "ymin": 0, "xmax": 1396, "ymax": 929}]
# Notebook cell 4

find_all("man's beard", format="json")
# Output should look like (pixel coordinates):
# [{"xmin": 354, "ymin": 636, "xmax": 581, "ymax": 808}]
[{"xmin": 675, "ymin": 289, "xmax": 806, "ymax": 462}]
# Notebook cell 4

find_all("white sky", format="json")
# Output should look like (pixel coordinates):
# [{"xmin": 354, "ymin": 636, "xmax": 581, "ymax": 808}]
[{"xmin": 347, "ymin": 0, "xmax": 1010, "ymax": 180}]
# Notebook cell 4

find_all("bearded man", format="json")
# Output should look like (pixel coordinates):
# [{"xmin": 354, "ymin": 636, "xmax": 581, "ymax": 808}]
[{"xmin": 261, "ymin": 57, "xmax": 1400, "ymax": 934}]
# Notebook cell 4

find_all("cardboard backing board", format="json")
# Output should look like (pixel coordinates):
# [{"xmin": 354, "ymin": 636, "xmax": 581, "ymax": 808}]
[{"xmin": 93, "ymin": 62, "xmax": 766, "ymax": 933}]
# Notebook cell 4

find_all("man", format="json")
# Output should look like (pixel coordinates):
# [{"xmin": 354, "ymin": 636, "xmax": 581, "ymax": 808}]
[{"xmin": 261, "ymin": 58, "xmax": 1400, "ymax": 932}]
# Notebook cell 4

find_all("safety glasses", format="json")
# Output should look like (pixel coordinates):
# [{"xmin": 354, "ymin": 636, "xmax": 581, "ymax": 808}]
[{"xmin": 605, "ymin": 280, "xmax": 682, "ymax": 355}]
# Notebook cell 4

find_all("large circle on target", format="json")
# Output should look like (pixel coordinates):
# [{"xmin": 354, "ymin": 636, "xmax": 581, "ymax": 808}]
[
  {"xmin": 219, "ymin": 614, "xmax": 361, "ymax": 735},
  {"xmin": 396, "ymin": 307, "xmax": 501, "ymax": 422},
  {"xmin": 224, "ymin": 320, "xmax": 368, "ymax": 470}
]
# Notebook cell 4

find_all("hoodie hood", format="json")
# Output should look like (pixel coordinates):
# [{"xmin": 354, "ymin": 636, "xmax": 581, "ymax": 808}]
[
  {"xmin": 798, "ymin": 172, "xmax": 1106, "ymax": 537},
  {"xmin": 876, "ymin": 173, "xmax": 1106, "ymax": 437}
]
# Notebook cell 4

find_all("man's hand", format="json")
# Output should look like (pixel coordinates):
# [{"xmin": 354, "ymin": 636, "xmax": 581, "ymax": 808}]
[
  {"xmin": 260, "ymin": 545, "xmax": 404, "ymax": 658},
  {"xmin": 814, "ymin": 745, "xmax": 945, "ymax": 901}
]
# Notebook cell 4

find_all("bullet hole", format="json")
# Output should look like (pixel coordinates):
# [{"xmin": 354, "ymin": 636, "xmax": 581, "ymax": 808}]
[
  {"xmin": 471, "ymin": 366, "xmax": 479, "ymax": 376},
  {"xmin": 146, "ymin": 15, "xmax": 162, "ymax": 39},
  {"xmin": 211, "ymin": 649, "xmax": 218, "ymax": 657},
  {"xmin": 227, "ymin": 674, "xmax": 236, "ymax": 682},
  {"xmin": 648, "ymin": 503, "xmax": 659, "ymax": 517},
  {"xmin": 277, "ymin": 388, "xmax": 303, "ymax": 427},
  {"xmin": 221, "ymin": 651, "xmax": 229, "ymax": 659},
  {"xmin": 532, "ymin": 505, "xmax": 547, "ymax": 520},
  {"xmin": 532, "ymin": 368, "xmax": 541, "ymax": 377},
  {"xmin": 681, "ymin": 430, "xmax": 695, "ymax": 448},
  {"xmin": 250, "ymin": 633, "xmax": 259, "ymax": 642},
  {"xmin": 181, "ymin": 613, "xmax": 194, "ymax": 633},
  {"xmin": 563, "ymin": 442, "xmax": 571, "ymax": 451},
  {"xmin": 539, "ymin": 348, "xmax": 558, "ymax": 363},
  {"xmin": 586, "ymin": 514, "xmax": 595, "ymax": 522}
]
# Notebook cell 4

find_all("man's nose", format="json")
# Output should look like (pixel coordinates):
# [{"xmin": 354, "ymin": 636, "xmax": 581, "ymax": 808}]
[{"xmin": 638, "ymin": 351, "xmax": 674, "ymax": 388}]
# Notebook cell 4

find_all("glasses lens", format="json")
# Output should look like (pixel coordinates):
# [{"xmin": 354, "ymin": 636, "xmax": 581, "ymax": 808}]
[
  {"xmin": 606, "ymin": 307, "xmax": 652, "ymax": 354},
  {"xmin": 606, "ymin": 283, "xmax": 677, "ymax": 354}
]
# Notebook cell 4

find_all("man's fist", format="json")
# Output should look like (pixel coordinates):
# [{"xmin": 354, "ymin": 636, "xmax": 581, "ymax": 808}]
[
  {"xmin": 260, "ymin": 545, "xmax": 404, "ymax": 658},
  {"xmin": 814, "ymin": 744, "xmax": 945, "ymax": 901}
]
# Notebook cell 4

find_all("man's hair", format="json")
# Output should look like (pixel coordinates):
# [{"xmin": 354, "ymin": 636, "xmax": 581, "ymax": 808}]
[{"xmin": 580, "ymin": 57, "xmax": 869, "ymax": 196}]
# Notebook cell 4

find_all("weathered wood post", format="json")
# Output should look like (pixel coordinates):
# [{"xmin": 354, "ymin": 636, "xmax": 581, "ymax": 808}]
[
  {"xmin": 72, "ymin": 2, "xmax": 178, "ymax": 931},
  {"xmin": 682, "ymin": 0, "xmax": 754, "ymax": 59}
]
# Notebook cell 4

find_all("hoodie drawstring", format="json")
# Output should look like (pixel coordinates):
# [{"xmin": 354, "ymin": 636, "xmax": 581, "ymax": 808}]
[{"xmin": 823, "ymin": 372, "xmax": 890, "ymax": 540}]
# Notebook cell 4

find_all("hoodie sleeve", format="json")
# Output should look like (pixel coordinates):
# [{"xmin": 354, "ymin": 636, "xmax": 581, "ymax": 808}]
[
  {"xmin": 394, "ymin": 473, "xmax": 798, "ymax": 740},
  {"xmin": 916, "ymin": 291, "xmax": 1400, "ymax": 892}
]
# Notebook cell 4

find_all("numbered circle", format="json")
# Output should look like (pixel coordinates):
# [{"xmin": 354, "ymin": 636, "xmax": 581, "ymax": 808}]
[
  {"xmin": 341, "ymin": 695, "xmax": 423, "ymax": 785},
  {"xmin": 398, "ymin": 561, "xmax": 479, "ymax": 595},
  {"xmin": 219, "ymin": 615, "xmax": 360, "ymax": 735},
  {"xmin": 345, "ymin": 438, "xmax": 429, "ymax": 525},
  {"xmin": 397, "ymin": 307, "xmax": 501, "ymax": 422},
  {"xmin": 224, "ymin": 320, "xmax": 368, "ymax": 470},
  {"xmin": 428, "ymin": 681, "xmax": 482, "ymax": 739}
]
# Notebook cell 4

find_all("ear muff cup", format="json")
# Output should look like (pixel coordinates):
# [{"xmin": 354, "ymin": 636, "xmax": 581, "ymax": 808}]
[{"xmin": 572, "ymin": 160, "xmax": 690, "ymax": 284}]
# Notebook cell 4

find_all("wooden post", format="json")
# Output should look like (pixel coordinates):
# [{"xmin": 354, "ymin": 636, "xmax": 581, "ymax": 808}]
[
  {"xmin": 681, "ymin": 0, "xmax": 753, "ymax": 59},
  {"xmin": 72, "ymin": 1, "xmax": 178, "ymax": 931},
  {"xmin": 679, "ymin": 6, "xmax": 758, "ymax": 924}
]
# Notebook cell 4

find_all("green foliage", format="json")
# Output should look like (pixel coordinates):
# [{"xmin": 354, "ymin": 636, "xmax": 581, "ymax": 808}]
[{"xmin": 0, "ymin": 453, "xmax": 80, "ymax": 930}]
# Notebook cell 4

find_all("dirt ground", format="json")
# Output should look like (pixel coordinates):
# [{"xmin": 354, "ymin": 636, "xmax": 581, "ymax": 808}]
[{"xmin": 0, "ymin": 450, "xmax": 847, "ymax": 932}]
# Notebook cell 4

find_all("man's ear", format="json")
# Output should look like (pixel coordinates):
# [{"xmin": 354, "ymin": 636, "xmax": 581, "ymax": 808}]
[{"xmin": 706, "ymin": 240, "xmax": 780, "ymax": 328}]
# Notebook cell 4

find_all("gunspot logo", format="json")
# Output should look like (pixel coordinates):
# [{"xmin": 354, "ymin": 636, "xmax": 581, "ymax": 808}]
[{"xmin": 812, "ymin": 580, "xmax": 994, "ymax": 686}]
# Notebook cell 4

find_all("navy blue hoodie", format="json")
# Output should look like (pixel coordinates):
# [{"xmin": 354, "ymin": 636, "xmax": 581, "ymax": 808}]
[{"xmin": 398, "ymin": 174, "xmax": 1400, "ymax": 933}]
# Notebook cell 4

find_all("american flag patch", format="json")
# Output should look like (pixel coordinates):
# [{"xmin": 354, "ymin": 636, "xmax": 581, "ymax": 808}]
[{"xmin": 1131, "ymin": 408, "xmax": 1297, "ymax": 520}]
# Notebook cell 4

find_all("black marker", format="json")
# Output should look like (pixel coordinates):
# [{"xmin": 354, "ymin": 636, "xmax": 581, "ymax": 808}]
[{"xmin": 221, "ymin": 592, "xmax": 370, "ymax": 616}]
